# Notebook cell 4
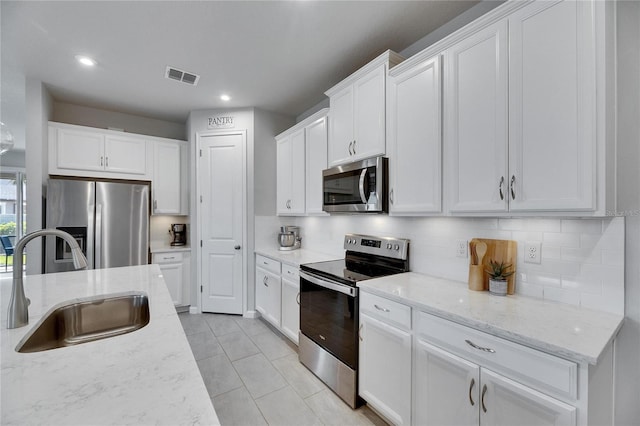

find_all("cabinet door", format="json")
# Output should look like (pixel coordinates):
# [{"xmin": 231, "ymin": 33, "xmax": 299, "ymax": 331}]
[
  {"xmin": 305, "ymin": 116, "xmax": 328, "ymax": 215},
  {"xmin": 276, "ymin": 136, "xmax": 293, "ymax": 215},
  {"xmin": 280, "ymin": 276, "xmax": 300, "ymax": 344},
  {"xmin": 255, "ymin": 267, "xmax": 281, "ymax": 327},
  {"xmin": 359, "ymin": 313, "xmax": 412, "ymax": 425},
  {"xmin": 508, "ymin": 0, "xmax": 595, "ymax": 211},
  {"xmin": 388, "ymin": 55, "xmax": 442, "ymax": 214},
  {"xmin": 445, "ymin": 21, "xmax": 508, "ymax": 212},
  {"xmin": 104, "ymin": 135, "xmax": 147, "ymax": 175},
  {"xmin": 153, "ymin": 141, "xmax": 182, "ymax": 215},
  {"xmin": 328, "ymin": 85, "xmax": 354, "ymax": 167},
  {"xmin": 414, "ymin": 339, "xmax": 479, "ymax": 426},
  {"xmin": 289, "ymin": 129, "xmax": 306, "ymax": 214},
  {"xmin": 158, "ymin": 262, "xmax": 183, "ymax": 305},
  {"xmin": 353, "ymin": 64, "xmax": 386, "ymax": 161},
  {"xmin": 480, "ymin": 369, "xmax": 576, "ymax": 426},
  {"xmin": 55, "ymin": 128, "xmax": 105, "ymax": 172}
]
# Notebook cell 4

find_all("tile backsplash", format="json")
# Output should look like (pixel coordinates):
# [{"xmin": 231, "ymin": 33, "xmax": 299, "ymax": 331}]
[{"xmin": 256, "ymin": 215, "xmax": 625, "ymax": 315}]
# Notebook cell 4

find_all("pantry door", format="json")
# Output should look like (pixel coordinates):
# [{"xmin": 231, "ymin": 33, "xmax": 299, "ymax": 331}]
[{"xmin": 198, "ymin": 131, "xmax": 245, "ymax": 314}]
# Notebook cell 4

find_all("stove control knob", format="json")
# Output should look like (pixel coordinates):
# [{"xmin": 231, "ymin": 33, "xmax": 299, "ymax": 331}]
[
  {"xmin": 347, "ymin": 239, "xmax": 352, "ymax": 245},
  {"xmin": 353, "ymin": 239, "xmax": 358, "ymax": 245},
  {"xmin": 386, "ymin": 243, "xmax": 392, "ymax": 250},
  {"xmin": 394, "ymin": 244, "xmax": 400, "ymax": 251}
]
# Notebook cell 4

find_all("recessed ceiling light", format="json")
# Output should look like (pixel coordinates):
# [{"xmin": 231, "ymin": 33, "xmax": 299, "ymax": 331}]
[
  {"xmin": 220, "ymin": 94, "xmax": 231, "ymax": 101},
  {"xmin": 75, "ymin": 55, "xmax": 96, "ymax": 67}
]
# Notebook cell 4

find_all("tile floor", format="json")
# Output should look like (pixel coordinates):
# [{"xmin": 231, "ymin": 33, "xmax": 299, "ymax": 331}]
[{"xmin": 179, "ymin": 313, "xmax": 387, "ymax": 426}]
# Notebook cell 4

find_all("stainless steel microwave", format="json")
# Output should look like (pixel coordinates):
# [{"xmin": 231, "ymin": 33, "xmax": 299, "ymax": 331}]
[{"xmin": 322, "ymin": 156, "xmax": 388, "ymax": 213}]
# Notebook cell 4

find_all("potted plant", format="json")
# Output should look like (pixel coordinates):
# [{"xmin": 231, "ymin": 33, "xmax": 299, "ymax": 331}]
[{"xmin": 485, "ymin": 260, "xmax": 514, "ymax": 296}]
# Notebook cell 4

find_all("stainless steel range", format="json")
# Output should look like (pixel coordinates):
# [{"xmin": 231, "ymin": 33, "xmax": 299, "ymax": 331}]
[{"xmin": 298, "ymin": 234, "xmax": 410, "ymax": 408}]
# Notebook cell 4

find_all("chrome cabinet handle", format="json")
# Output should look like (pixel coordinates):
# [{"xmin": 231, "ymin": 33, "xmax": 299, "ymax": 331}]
[
  {"xmin": 510, "ymin": 175, "xmax": 516, "ymax": 200},
  {"xmin": 465, "ymin": 339, "xmax": 496, "ymax": 353},
  {"xmin": 263, "ymin": 276, "xmax": 268, "ymax": 287},
  {"xmin": 389, "ymin": 189, "xmax": 394, "ymax": 205},
  {"xmin": 352, "ymin": 140, "xmax": 356, "ymax": 155},
  {"xmin": 374, "ymin": 304, "xmax": 390, "ymax": 313},
  {"xmin": 153, "ymin": 199, "xmax": 158, "ymax": 210},
  {"xmin": 481, "ymin": 384, "xmax": 488, "ymax": 413},
  {"xmin": 106, "ymin": 157, "xmax": 109, "ymax": 167},
  {"xmin": 100, "ymin": 156, "xmax": 104, "ymax": 167},
  {"xmin": 263, "ymin": 261, "xmax": 268, "ymax": 265},
  {"xmin": 296, "ymin": 292, "xmax": 300, "ymax": 305},
  {"xmin": 234, "ymin": 245, "xmax": 241, "ymax": 250},
  {"xmin": 469, "ymin": 378, "xmax": 476, "ymax": 406},
  {"xmin": 358, "ymin": 324, "xmax": 363, "ymax": 341},
  {"xmin": 498, "ymin": 176, "xmax": 504, "ymax": 201},
  {"xmin": 348, "ymin": 141, "xmax": 353, "ymax": 155}
]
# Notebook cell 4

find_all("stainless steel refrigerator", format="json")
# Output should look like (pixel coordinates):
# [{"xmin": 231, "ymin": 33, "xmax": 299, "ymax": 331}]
[{"xmin": 45, "ymin": 178, "xmax": 149, "ymax": 273}]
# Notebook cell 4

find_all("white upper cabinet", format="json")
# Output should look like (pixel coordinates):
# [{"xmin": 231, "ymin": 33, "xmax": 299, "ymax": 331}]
[
  {"xmin": 53, "ymin": 127, "xmax": 106, "ymax": 172},
  {"xmin": 305, "ymin": 113, "xmax": 328, "ymax": 215},
  {"xmin": 276, "ymin": 108, "xmax": 328, "ymax": 216},
  {"xmin": 388, "ymin": 54, "xmax": 442, "ymax": 214},
  {"xmin": 103, "ymin": 134, "xmax": 148, "ymax": 175},
  {"xmin": 442, "ymin": 0, "xmax": 612, "ymax": 215},
  {"xmin": 276, "ymin": 129, "xmax": 305, "ymax": 215},
  {"xmin": 444, "ymin": 20, "xmax": 509, "ymax": 213},
  {"xmin": 326, "ymin": 51, "xmax": 404, "ymax": 167},
  {"xmin": 152, "ymin": 140, "xmax": 188, "ymax": 215},
  {"xmin": 508, "ymin": 0, "xmax": 596, "ymax": 212}
]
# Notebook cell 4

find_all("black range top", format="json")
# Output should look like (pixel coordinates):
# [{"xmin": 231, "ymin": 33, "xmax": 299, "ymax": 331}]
[{"xmin": 300, "ymin": 234, "xmax": 410, "ymax": 286}]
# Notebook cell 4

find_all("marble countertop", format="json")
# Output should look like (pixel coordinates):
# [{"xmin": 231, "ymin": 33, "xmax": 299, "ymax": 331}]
[
  {"xmin": 359, "ymin": 272, "xmax": 624, "ymax": 365},
  {"xmin": 254, "ymin": 247, "xmax": 338, "ymax": 267},
  {"xmin": 150, "ymin": 242, "xmax": 191, "ymax": 253},
  {"xmin": 1, "ymin": 264, "xmax": 218, "ymax": 425}
]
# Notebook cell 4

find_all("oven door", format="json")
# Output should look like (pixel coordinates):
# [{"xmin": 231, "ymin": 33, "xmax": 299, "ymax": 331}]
[
  {"xmin": 299, "ymin": 270, "xmax": 359, "ymax": 370},
  {"xmin": 322, "ymin": 156, "xmax": 387, "ymax": 213}
]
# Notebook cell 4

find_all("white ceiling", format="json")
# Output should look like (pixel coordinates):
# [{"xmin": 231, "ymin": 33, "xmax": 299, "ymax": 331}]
[{"xmin": 1, "ymin": 0, "xmax": 483, "ymax": 147}]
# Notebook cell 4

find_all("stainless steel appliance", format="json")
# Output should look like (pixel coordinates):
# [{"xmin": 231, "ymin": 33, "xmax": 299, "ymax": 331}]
[
  {"xmin": 322, "ymin": 156, "xmax": 388, "ymax": 213},
  {"xmin": 278, "ymin": 225, "xmax": 301, "ymax": 251},
  {"xmin": 299, "ymin": 234, "xmax": 410, "ymax": 408},
  {"xmin": 45, "ymin": 178, "xmax": 149, "ymax": 273},
  {"xmin": 170, "ymin": 223, "xmax": 187, "ymax": 246}
]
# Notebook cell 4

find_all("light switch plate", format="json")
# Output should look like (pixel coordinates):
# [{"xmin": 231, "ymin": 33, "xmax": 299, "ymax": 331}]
[{"xmin": 525, "ymin": 242, "xmax": 541, "ymax": 264}]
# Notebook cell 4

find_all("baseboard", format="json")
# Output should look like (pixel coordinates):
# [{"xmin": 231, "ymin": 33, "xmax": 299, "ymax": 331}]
[
  {"xmin": 244, "ymin": 310, "xmax": 259, "ymax": 319},
  {"xmin": 189, "ymin": 306, "xmax": 199, "ymax": 314},
  {"xmin": 175, "ymin": 305, "xmax": 190, "ymax": 314}
]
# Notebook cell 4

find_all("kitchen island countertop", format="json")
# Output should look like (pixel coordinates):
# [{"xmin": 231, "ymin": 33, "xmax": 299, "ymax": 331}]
[
  {"xmin": 359, "ymin": 272, "xmax": 624, "ymax": 365},
  {"xmin": 1, "ymin": 264, "xmax": 219, "ymax": 425}
]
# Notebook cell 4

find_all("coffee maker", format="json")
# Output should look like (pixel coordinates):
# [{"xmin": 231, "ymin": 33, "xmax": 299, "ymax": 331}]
[{"xmin": 170, "ymin": 224, "xmax": 187, "ymax": 246}]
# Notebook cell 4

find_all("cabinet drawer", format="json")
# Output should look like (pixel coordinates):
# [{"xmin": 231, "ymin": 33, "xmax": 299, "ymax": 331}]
[
  {"xmin": 256, "ymin": 254, "xmax": 281, "ymax": 275},
  {"xmin": 360, "ymin": 292, "xmax": 411, "ymax": 331},
  {"xmin": 416, "ymin": 311, "xmax": 578, "ymax": 400},
  {"xmin": 282, "ymin": 264, "xmax": 299, "ymax": 282},
  {"xmin": 153, "ymin": 252, "xmax": 184, "ymax": 264}
]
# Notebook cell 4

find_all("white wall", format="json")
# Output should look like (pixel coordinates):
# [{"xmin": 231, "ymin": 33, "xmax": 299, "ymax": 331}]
[
  {"xmin": 24, "ymin": 80, "xmax": 52, "ymax": 275},
  {"xmin": 257, "ymin": 215, "xmax": 625, "ymax": 316},
  {"xmin": 614, "ymin": 1, "xmax": 640, "ymax": 424},
  {"xmin": 52, "ymin": 102, "xmax": 186, "ymax": 140}
]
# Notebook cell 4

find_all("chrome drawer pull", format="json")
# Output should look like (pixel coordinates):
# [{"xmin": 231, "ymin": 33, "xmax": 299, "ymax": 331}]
[
  {"xmin": 465, "ymin": 339, "xmax": 496, "ymax": 353},
  {"xmin": 374, "ymin": 304, "xmax": 390, "ymax": 313},
  {"xmin": 498, "ymin": 176, "xmax": 505, "ymax": 200},
  {"xmin": 481, "ymin": 384, "xmax": 488, "ymax": 413}
]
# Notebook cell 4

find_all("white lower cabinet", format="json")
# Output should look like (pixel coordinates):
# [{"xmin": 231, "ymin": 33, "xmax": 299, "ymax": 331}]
[
  {"xmin": 280, "ymin": 265, "xmax": 300, "ymax": 344},
  {"xmin": 358, "ymin": 293, "xmax": 412, "ymax": 425},
  {"xmin": 414, "ymin": 339, "xmax": 575, "ymax": 426},
  {"xmin": 255, "ymin": 254, "xmax": 300, "ymax": 344},
  {"xmin": 153, "ymin": 251, "xmax": 189, "ymax": 306}
]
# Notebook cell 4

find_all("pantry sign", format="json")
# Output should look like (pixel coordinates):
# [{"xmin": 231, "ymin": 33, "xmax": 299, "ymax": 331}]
[{"xmin": 207, "ymin": 116, "xmax": 235, "ymax": 129}]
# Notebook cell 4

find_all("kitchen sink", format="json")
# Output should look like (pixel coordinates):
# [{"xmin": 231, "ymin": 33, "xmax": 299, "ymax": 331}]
[{"xmin": 16, "ymin": 292, "xmax": 150, "ymax": 353}]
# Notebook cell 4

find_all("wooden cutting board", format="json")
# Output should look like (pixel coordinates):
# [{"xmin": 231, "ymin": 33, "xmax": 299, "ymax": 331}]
[{"xmin": 469, "ymin": 238, "xmax": 517, "ymax": 294}]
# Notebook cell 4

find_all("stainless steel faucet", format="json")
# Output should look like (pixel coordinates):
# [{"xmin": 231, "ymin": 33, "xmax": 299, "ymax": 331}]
[{"xmin": 7, "ymin": 229, "xmax": 88, "ymax": 329}]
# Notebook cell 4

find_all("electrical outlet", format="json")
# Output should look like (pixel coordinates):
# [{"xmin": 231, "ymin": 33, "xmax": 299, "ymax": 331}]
[
  {"xmin": 456, "ymin": 240, "xmax": 468, "ymax": 258},
  {"xmin": 524, "ymin": 242, "xmax": 542, "ymax": 264}
]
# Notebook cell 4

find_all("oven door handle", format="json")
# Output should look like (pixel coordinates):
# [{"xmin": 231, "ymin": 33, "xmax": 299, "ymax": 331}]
[
  {"xmin": 358, "ymin": 169, "xmax": 368, "ymax": 204},
  {"xmin": 300, "ymin": 271, "xmax": 357, "ymax": 297}
]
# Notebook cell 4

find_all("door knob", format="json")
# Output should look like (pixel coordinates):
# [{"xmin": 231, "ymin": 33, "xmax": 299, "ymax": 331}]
[{"xmin": 234, "ymin": 245, "xmax": 241, "ymax": 250}]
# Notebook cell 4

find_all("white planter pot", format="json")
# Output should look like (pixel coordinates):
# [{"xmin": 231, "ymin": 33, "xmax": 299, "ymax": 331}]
[{"xmin": 489, "ymin": 279, "xmax": 507, "ymax": 296}]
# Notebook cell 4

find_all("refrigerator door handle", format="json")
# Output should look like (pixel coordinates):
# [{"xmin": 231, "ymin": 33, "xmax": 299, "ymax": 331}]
[{"xmin": 95, "ymin": 204, "xmax": 102, "ymax": 269}]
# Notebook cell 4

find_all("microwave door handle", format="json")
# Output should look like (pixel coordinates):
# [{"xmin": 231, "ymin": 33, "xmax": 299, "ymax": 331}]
[{"xmin": 358, "ymin": 169, "xmax": 368, "ymax": 204}]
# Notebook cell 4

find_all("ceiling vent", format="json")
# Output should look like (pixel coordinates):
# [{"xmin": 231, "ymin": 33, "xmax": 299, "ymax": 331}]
[{"xmin": 165, "ymin": 66, "xmax": 200, "ymax": 86}]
